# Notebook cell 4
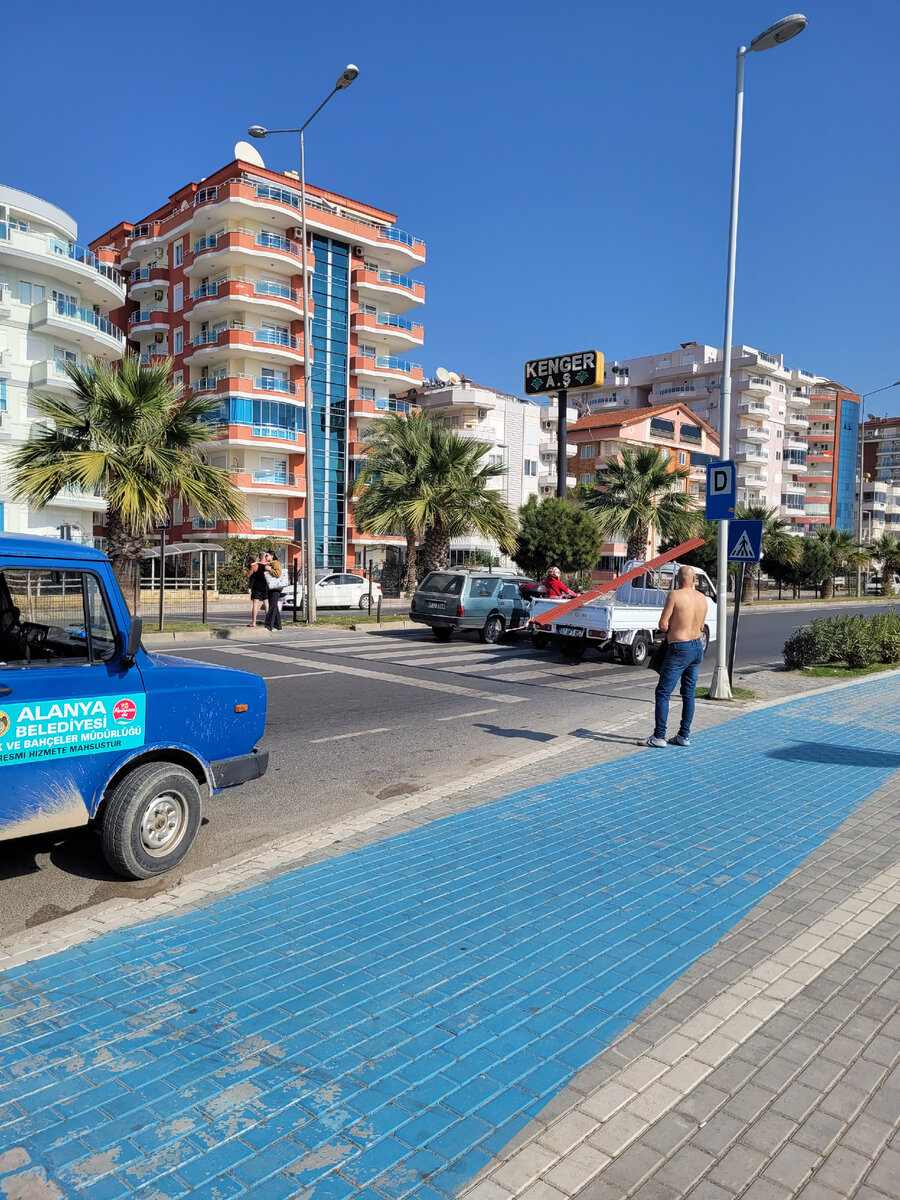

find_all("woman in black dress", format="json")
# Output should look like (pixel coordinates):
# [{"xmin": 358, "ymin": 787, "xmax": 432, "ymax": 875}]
[{"xmin": 247, "ymin": 553, "xmax": 271, "ymax": 627}]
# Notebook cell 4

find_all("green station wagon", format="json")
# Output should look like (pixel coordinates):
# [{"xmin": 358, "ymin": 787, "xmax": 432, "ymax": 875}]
[{"xmin": 410, "ymin": 570, "xmax": 534, "ymax": 643}]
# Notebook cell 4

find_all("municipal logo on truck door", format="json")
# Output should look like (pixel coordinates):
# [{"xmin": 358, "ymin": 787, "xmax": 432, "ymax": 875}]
[
  {"xmin": 0, "ymin": 711, "xmax": 9, "ymax": 739},
  {"xmin": 113, "ymin": 698, "xmax": 138, "ymax": 722},
  {"xmin": 0, "ymin": 695, "xmax": 146, "ymax": 767}
]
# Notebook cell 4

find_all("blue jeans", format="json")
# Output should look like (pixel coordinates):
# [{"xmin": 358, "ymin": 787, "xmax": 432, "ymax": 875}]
[{"xmin": 654, "ymin": 638, "xmax": 704, "ymax": 740}]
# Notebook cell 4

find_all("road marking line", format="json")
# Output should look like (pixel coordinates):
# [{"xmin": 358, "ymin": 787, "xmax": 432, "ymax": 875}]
[
  {"xmin": 262, "ymin": 670, "xmax": 333, "ymax": 681},
  {"xmin": 311, "ymin": 726, "xmax": 395, "ymax": 743},
  {"xmin": 436, "ymin": 708, "xmax": 499, "ymax": 721},
  {"xmin": 210, "ymin": 647, "xmax": 527, "ymax": 704},
  {"xmin": 465, "ymin": 858, "xmax": 900, "ymax": 1196}
]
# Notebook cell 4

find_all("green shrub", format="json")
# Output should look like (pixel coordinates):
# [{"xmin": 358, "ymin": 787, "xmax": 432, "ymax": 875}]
[{"xmin": 783, "ymin": 611, "xmax": 890, "ymax": 670}]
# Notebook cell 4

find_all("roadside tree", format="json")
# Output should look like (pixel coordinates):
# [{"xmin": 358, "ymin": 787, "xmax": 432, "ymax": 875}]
[
  {"xmin": 815, "ymin": 527, "xmax": 856, "ymax": 599},
  {"xmin": 513, "ymin": 496, "xmax": 601, "ymax": 579},
  {"xmin": 866, "ymin": 533, "xmax": 900, "ymax": 596},
  {"xmin": 10, "ymin": 356, "xmax": 244, "ymax": 609},
  {"xmin": 585, "ymin": 446, "xmax": 699, "ymax": 560}
]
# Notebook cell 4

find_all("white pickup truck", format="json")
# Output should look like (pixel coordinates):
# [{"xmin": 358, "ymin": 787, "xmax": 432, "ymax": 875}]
[{"xmin": 529, "ymin": 559, "xmax": 718, "ymax": 666}]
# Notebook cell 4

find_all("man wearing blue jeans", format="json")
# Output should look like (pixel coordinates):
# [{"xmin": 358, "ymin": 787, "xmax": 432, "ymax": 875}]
[{"xmin": 646, "ymin": 565, "xmax": 708, "ymax": 748}]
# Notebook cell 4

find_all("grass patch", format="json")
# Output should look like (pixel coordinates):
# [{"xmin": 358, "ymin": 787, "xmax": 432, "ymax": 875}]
[
  {"xmin": 801, "ymin": 662, "xmax": 898, "ymax": 679},
  {"xmin": 695, "ymin": 685, "xmax": 757, "ymax": 701},
  {"xmin": 316, "ymin": 614, "xmax": 409, "ymax": 628},
  {"xmin": 149, "ymin": 622, "xmax": 228, "ymax": 633}
]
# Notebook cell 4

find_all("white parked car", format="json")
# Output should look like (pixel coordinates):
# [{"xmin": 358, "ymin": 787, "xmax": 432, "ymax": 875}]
[
  {"xmin": 866, "ymin": 574, "xmax": 900, "ymax": 596},
  {"xmin": 284, "ymin": 572, "xmax": 382, "ymax": 610}
]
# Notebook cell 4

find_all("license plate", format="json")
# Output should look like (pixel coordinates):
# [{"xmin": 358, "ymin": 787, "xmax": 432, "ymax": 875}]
[
  {"xmin": 556, "ymin": 625, "xmax": 583, "ymax": 637},
  {"xmin": 427, "ymin": 600, "xmax": 442, "ymax": 609}
]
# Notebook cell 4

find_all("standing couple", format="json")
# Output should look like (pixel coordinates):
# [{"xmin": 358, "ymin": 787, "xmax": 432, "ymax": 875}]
[{"xmin": 247, "ymin": 552, "xmax": 289, "ymax": 631}]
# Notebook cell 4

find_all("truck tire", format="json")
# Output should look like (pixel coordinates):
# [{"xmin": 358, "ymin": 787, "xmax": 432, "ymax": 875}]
[
  {"xmin": 701, "ymin": 626, "xmax": 710, "ymax": 655},
  {"xmin": 624, "ymin": 634, "xmax": 650, "ymax": 667},
  {"xmin": 531, "ymin": 631, "xmax": 551, "ymax": 649},
  {"xmin": 478, "ymin": 614, "xmax": 505, "ymax": 644},
  {"xmin": 556, "ymin": 635, "xmax": 586, "ymax": 661},
  {"xmin": 100, "ymin": 762, "xmax": 203, "ymax": 880},
  {"xmin": 432, "ymin": 626, "xmax": 453, "ymax": 642}
]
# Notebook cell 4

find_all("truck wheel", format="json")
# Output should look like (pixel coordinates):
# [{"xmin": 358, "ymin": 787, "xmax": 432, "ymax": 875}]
[
  {"xmin": 100, "ymin": 763, "xmax": 203, "ymax": 880},
  {"xmin": 701, "ymin": 627, "xmax": 710, "ymax": 655},
  {"xmin": 432, "ymin": 626, "xmax": 453, "ymax": 642},
  {"xmin": 532, "ymin": 632, "xmax": 551, "ymax": 649},
  {"xmin": 556, "ymin": 635, "xmax": 586, "ymax": 661},
  {"xmin": 625, "ymin": 634, "xmax": 650, "ymax": 666},
  {"xmin": 479, "ymin": 614, "xmax": 505, "ymax": 644}
]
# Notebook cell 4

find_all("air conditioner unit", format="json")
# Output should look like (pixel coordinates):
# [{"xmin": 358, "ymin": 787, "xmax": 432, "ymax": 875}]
[
  {"xmin": 154, "ymin": 333, "xmax": 165, "ymax": 344},
  {"xmin": 154, "ymin": 290, "xmax": 164, "ymax": 302},
  {"xmin": 478, "ymin": 409, "xmax": 488, "ymax": 421},
  {"xmin": 288, "ymin": 227, "xmax": 304, "ymax": 241},
  {"xmin": 152, "ymin": 248, "xmax": 163, "ymax": 260},
  {"xmin": 353, "ymin": 246, "xmax": 364, "ymax": 257}
]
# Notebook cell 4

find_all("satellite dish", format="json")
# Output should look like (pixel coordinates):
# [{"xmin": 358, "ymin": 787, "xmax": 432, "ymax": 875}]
[
  {"xmin": 435, "ymin": 367, "xmax": 451, "ymax": 383},
  {"xmin": 234, "ymin": 140, "xmax": 266, "ymax": 168},
  {"xmin": 448, "ymin": 372, "xmax": 461, "ymax": 384}
]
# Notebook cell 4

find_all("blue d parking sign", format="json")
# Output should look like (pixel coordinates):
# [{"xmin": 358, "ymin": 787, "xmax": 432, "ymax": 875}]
[{"xmin": 705, "ymin": 461, "xmax": 736, "ymax": 521}]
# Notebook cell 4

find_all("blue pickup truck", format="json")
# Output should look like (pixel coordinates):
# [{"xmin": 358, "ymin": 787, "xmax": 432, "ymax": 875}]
[{"xmin": 0, "ymin": 534, "xmax": 268, "ymax": 879}]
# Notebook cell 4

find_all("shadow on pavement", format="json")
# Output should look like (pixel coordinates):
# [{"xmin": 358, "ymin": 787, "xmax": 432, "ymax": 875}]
[
  {"xmin": 473, "ymin": 724, "xmax": 557, "ymax": 742},
  {"xmin": 767, "ymin": 742, "xmax": 900, "ymax": 769},
  {"xmin": 569, "ymin": 728, "xmax": 646, "ymax": 745}
]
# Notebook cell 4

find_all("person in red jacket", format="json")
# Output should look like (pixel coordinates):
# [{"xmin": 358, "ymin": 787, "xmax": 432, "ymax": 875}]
[{"xmin": 544, "ymin": 567, "xmax": 576, "ymax": 598}]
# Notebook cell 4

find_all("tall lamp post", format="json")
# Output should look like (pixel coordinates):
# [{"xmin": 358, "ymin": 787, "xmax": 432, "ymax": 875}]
[
  {"xmin": 709, "ymin": 14, "xmax": 808, "ymax": 700},
  {"xmin": 856, "ymin": 380, "xmax": 900, "ymax": 594},
  {"xmin": 249, "ymin": 63, "xmax": 359, "ymax": 624}
]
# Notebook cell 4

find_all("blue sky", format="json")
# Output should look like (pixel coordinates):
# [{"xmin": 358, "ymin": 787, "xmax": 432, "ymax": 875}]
[{"xmin": 6, "ymin": 0, "xmax": 898, "ymax": 410}]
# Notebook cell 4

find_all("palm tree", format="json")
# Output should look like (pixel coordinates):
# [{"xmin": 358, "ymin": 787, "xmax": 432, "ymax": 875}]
[
  {"xmin": 815, "ymin": 527, "xmax": 856, "ymax": 599},
  {"xmin": 11, "ymin": 355, "xmax": 244, "ymax": 608},
  {"xmin": 585, "ymin": 445, "xmax": 700, "ymax": 561},
  {"xmin": 350, "ymin": 412, "xmax": 518, "ymax": 579},
  {"xmin": 866, "ymin": 533, "xmax": 900, "ymax": 596},
  {"xmin": 350, "ymin": 410, "xmax": 432, "ymax": 593},
  {"xmin": 735, "ymin": 504, "xmax": 798, "ymax": 601}
]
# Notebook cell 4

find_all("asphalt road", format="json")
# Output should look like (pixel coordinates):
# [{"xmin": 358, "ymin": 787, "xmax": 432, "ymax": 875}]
[{"xmin": 2, "ymin": 601, "xmax": 895, "ymax": 935}]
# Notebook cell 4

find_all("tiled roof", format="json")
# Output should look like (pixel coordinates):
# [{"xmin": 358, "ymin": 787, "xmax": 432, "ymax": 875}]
[{"xmin": 571, "ymin": 402, "xmax": 718, "ymax": 441}]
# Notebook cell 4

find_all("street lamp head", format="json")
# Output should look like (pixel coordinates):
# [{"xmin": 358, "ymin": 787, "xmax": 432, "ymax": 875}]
[
  {"xmin": 749, "ymin": 14, "xmax": 808, "ymax": 52},
  {"xmin": 335, "ymin": 64, "xmax": 359, "ymax": 90},
  {"xmin": 247, "ymin": 125, "xmax": 268, "ymax": 139}
]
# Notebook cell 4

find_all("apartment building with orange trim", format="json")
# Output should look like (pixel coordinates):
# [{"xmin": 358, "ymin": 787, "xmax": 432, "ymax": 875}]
[{"xmin": 89, "ymin": 156, "xmax": 425, "ymax": 571}]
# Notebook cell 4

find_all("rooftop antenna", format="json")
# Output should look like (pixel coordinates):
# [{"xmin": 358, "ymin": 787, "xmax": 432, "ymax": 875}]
[
  {"xmin": 448, "ymin": 372, "xmax": 461, "ymax": 384},
  {"xmin": 435, "ymin": 367, "xmax": 451, "ymax": 383}
]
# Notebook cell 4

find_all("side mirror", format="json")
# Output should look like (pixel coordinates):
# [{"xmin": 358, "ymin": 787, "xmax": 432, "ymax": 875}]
[{"xmin": 121, "ymin": 615, "xmax": 143, "ymax": 667}]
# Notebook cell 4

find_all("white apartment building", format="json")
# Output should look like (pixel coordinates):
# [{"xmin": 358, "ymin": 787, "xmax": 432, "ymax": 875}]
[
  {"xmin": 572, "ymin": 342, "xmax": 828, "ymax": 529},
  {"xmin": 0, "ymin": 185, "xmax": 125, "ymax": 540},
  {"xmin": 861, "ymin": 480, "xmax": 900, "ymax": 541},
  {"xmin": 407, "ymin": 379, "xmax": 549, "ymax": 566},
  {"xmin": 536, "ymin": 397, "xmax": 578, "ymax": 497}
]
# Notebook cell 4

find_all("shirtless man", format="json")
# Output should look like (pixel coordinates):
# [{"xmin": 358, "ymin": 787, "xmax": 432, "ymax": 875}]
[{"xmin": 646, "ymin": 565, "xmax": 708, "ymax": 748}]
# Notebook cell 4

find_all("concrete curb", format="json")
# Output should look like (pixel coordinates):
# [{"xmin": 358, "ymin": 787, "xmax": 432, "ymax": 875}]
[{"xmin": 142, "ymin": 626, "xmax": 277, "ymax": 647}]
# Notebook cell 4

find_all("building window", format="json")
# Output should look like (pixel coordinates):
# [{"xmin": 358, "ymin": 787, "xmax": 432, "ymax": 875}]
[
  {"xmin": 173, "ymin": 240, "xmax": 183, "ymax": 267},
  {"xmin": 524, "ymin": 460, "xmax": 538, "ymax": 476},
  {"xmin": 580, "ymin": 473, "xmax": 594, "ymax": 485},
  {"xmin": 359, "ymin": 343, "xmax": 377, "ymax": 359},
  {"xmin": 173, "ymin": 328, "xmax": 183, "ymax": 355},
  {"xmin": 579, "ymin": 443, "xmax": 594, "ymax": 458},
  {"xmin": 679, "ymin": 424, "xmax": 702, "ymax": 444},
  {"xmin": 0, "ymin": 380, "xmax": 5, "ymax": 412},
  {"xmin": 650, "ymin": 417, "xmax": 675, "ymax": 440},
  {"xmin": 358, "ymin": 387, "xmax": 375, "ymax": 402},
  {"xmin": 18, "ymin": 281, "xmax": 45, "ymax": 304},
  {"xmin": 9, "ymin": 218, "xmax": 28, "ymax": 232},
  {"xmin": 173, "ymin": 282, "xmax": 183, "ymax": 311},
  {"xmin": 678, "ymin": 452, "xmax": 686, "ymax": 465}
]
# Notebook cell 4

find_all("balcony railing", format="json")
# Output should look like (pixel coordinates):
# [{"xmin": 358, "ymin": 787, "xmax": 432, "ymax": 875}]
[
  {"xmin": 46, "ymin": 239, "xmax": 123, "ymax": 287},
  {"xmin": 366, "ymin": 356, "xmax": 420, "ymax": 374},
  {"xmin": 256, "ymin": 376, "xmax": 296, "ymax": 393},
  {"xmin": 48, "ymin": 300, "xmax": 124, "ymax": 343},
  {"xmin": 374, "ymin": 398, "xmax": 411, "ymax": 413},
  {"xmin": 191, "ymin": 518, "xmax": 218, "ymax": 530},
  {"xmin": 253, "ymin": 330, "xmax": 298, "ymax": 348},
  {"xmin": 376, "ymin": 313, "xmax": 417, "ymax": 332},
  {"xmin": 251, "ymin": 471, "xmax": 297, "ymax": 486},
  {"xmin": 193, "ymin": 235, "xmax": 219, "ymax": 253},
  {"xmin": 255, "ymin": 231, "xmax": 300, "ymax": 255},
  {"xmin": 378, "ymin": 226, "xmax": 420, "ymax": 248},
  {"xmin": 129, "ymin": 310, "xmax": 167, "ymax": 325},
  {"xmin": 251, "ymin": 517, "xmax": 289, "ymax": 530},
  {"xmin": 377, "ymin": 270, "xmax": 422, "ymax": 291},
  {"xmin": 758, "ymin": 351, "xmax": 779, "ymax": 365}
]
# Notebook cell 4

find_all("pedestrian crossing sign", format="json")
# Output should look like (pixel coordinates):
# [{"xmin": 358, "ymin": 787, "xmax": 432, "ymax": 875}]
[{"xmin": 727, "ymin": 520, "xmax": 763, "ymax": 563}]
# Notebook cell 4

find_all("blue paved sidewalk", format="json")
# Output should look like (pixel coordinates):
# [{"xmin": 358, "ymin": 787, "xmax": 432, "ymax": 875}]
[{"xmin": 2, "ymin": 678, "xmax": 899, "ymax": 1200}]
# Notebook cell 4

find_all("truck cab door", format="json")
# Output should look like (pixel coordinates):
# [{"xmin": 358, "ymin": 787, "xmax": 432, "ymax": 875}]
[{"xmin": 0, "ymin": 560, "xmax": 145, "ymax": 844}]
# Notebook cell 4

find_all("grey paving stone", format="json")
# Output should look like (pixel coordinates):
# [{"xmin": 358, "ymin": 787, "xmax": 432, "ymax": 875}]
[
  {"xmin": 639, "ymin": 1111, "xmax": 698, "ymax": 1156},
  {"xmin": 736, "ymin": 1177, "xmax": 794, "ymax": 1200},
  {"xmin": 769, "ymin": 1081, "xmax": 822, "ymax": 1123},
  {"xmin": 839, "ymin": 1114, "xmax": 895, "ymax": 1159},
  {"xmin": 651, "ymin": 1144, "xmax": 717, "ymax": 1194},
  {"xmin": 690, "ymin": 1112, "xmax": 746, "ymax": 1157},
  {"xmin": 741, "ymin": 1111, "xmax": 798, "ymax": 1156},
  {"xmin": 683, "ymin": 1182, "xmax": 733, "ymax": 1200},
  {"xmin": 818, "ymin": 1081, "xmax": 870, "ymax": 1122},
  {"xmin": 790, "ymin": 1110, "xmax": 846, "ymax": 1156},
  {"xmin": 593, "ymin": 1143, "xmax": 665, "ymax": 1192},
  {"xmin": 795, "ymin": 1056, "xmax": 845, "ymax": 1094},
  {"xmin": 761, "ymin": 1142, "xmax": 821, "ymax": 1189},
  {"xmin": 810, "ymin": 1144, "xmax": 873, "ymax": 1195},
  {"xmin": 626, "ymin": 1181, "xmax": 681, "ymax": 1200},
  {"xmin": 706, "ymin": 1142, "xmax": 768, "ymax": 1190}
]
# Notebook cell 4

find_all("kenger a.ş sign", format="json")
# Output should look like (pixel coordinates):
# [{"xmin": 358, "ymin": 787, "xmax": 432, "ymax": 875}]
[{"xmin": 524, "ymin": 351, "xmax": 604, "ymax": 394}]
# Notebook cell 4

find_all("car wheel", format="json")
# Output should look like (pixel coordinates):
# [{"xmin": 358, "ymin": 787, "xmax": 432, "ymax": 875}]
[
  {"xmin": 700, "ymin": 627, "xmax": 710, "ymax": 655},
  {"xmin": 478, "ymin": 614, "xmax": 505, "ymax": 644},
  {"xmin": 624, "ymin": 634, "xmax": 650, "ymax": 667},
  {"xmin": 432, "ymin": 627, "xmax": 453, "ymax": 642},
  {"xmin": 100, "ymin": 762, "xmax": 203, "ymax": 880},
  {"xmin": 532, "ymin": 632, "xmax": 551, "ymax": 649},
  {"xmin": 556, "ymin": 635, "xmax": 586, "ymax": 661},
  {"xmin": 358, "ymin": 593, "xmax": 373, "ymax": 610}
]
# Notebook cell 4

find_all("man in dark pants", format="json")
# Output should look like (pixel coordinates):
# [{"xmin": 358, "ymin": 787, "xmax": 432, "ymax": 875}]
[{"xmin": 646, "ymin": 565, "xmax": 708, "ymax": 748}]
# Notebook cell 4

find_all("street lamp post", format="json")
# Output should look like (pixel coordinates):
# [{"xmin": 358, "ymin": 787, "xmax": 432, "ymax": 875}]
[
  {"xmin": 249, "ymin": 64, "xmax": 359, "ymax": 624},
  {"xmin": 855, "ymin": 381, "xmax": 900, "ymax": 594},
  {"xmin": 708, "ymin": 14, "xmax": 808, "ymax": 700}
]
